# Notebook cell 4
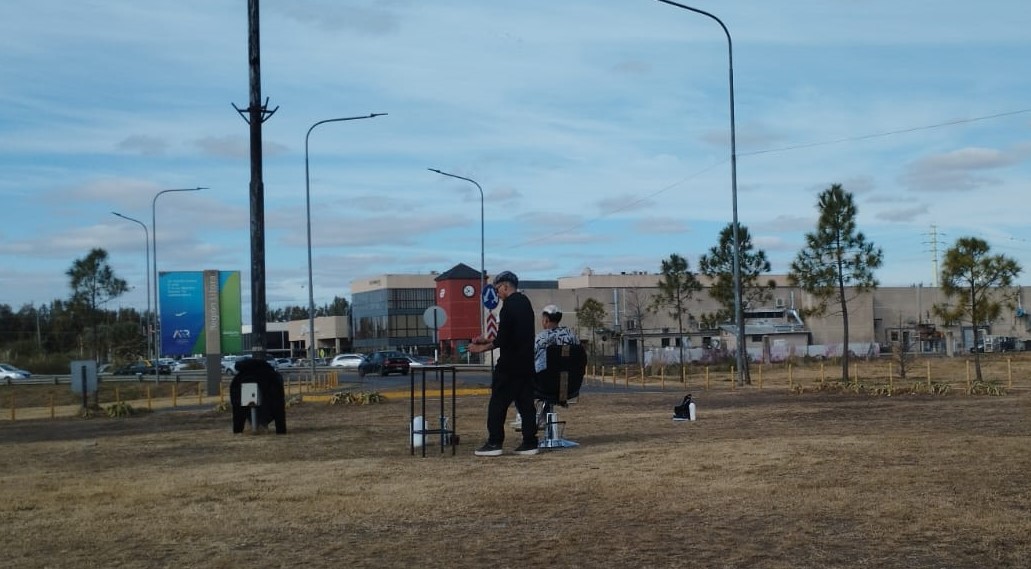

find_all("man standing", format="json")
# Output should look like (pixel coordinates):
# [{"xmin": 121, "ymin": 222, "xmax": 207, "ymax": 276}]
[{"xmin": 468, "ymin": 271, "xmax": 538, "ymax": 456}]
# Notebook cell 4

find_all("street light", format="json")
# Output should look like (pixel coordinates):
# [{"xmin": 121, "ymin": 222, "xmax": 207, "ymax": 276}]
[
  {"xmin": 152, "ymin": 187, "xmax": 205, "ymax": 364},
  {"xmin": 112, "ymin": 212, "xmax": 152, "ymax": 361},
  {"xmin": 655, "ymin": 0, "xmax": 747, "ymax": 383},
  {"xmin": 428, "ymin": 168, "xmax": 486, "ymax": 352},
  {"xmin": 305, "ymin": 113, "xmax": 387, "ymax": 381}
]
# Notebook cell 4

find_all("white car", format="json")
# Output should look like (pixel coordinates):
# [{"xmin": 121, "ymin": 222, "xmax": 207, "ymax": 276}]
[
  {"xmin": 275, "ymin": 358, "xmax": 295, "ymax": 368},
  {"xmin": 0, "ymin": 363, "xmax": 31, "ymax": 380},
  {"xmin": 329, "ymin": 353, "xmax": 365, "ymax": 369}
]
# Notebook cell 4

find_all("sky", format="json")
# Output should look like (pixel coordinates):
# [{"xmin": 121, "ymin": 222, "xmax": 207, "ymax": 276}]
[{"xmin": 2, "ymin": 1, "xmax": 1030, "ymax": 323}]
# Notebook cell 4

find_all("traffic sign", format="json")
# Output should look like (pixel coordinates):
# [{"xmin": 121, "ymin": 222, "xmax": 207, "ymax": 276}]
[
  {"xmin": 485, "ymin": 312, "xmax": 498, "ymax": 340},
  {"xmin": 422, "ymin": 305, "xmax": 447, "ymax": 329},
  {"xmin": 482, "ymin": 284, "xmax": 499, "ymax": 310}
]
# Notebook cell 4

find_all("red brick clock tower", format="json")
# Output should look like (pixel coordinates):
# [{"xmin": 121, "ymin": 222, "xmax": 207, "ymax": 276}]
[{"xmin": 434, "ymin": 263, "xmax": 483, "ymax": 357}]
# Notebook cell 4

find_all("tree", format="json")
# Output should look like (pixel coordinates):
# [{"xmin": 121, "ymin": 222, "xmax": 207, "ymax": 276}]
[
  {"xmin": 933, "ymin": 237, "xmax": 1021, "ymax": 381},
  {"xmin": 575, "ymin": 298, "xmax": 607, "ymax": 363},
  {"xmin": 698, "ymin": 223, "xmax": 776, "ymax": 329},
  {"xmin": 650, "ymin": 253, "xmax": 702, "ymax": 382},
  {"xmin": 788, "ymin": 184, "xmax": 883, "ymax": 382},
  {"xmin": 67, "ymin": 248, "xmax": 129, "ymax": 361}
]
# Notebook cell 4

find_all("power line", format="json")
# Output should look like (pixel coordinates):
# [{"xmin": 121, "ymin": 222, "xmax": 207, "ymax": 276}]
[
  {"xmin": 740, "ymin": 108, "xmax": 1031, "ymax": 157},
  {"xmin": 508, "ymin": 106, "xmax": 1031, "ymax": 252}
]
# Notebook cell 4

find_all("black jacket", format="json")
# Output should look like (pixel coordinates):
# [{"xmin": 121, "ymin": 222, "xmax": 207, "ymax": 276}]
[{"xmin": 494, "ymin": 290, "xmax": 535, "ymax": 378}]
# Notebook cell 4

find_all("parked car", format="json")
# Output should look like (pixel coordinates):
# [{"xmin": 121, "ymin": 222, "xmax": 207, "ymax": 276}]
[
  {"xmin": 358, "ymin": 351, "xmax": 410, "ymax": 377},
  {"xmin": 221, "ymin": 355, "xmax": 252, "ymax": 375},
  {"xmin": 330, "ymin": 353, "xmax": 365, "ymax": 369},
  {"xmin": 406, "ymin": 355, "xmax": 436, "ymax": 367},
  {"xmin": 113, "ymin": 360, "xmax": 170, "ymax": 375},
  {"xmin": 0, "ymin": 363, "xmax": 31, "ymax": 381},
  {"xmin": 275, "ymin": 358, "xmax": 296, "ymax": 368}
]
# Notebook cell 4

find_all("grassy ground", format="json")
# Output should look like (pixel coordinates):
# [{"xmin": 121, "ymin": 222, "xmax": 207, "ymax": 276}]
[{"xmin": 1, "ymin": 359, "xmax": 1029, "ymax": 568}]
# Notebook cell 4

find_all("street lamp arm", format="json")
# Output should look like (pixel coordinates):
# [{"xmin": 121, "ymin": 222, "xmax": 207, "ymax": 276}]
[
  {"xmin": 655, "ymin": 0, "xmax": 746, "ymax": 383},
  {"xmin": 304, "ymin": 112, "xmax": 387, "ymax": 380},
  {"xmin": 112, "ymin": 211, "xmax": 152, "ymax": 360},
  {"xmin": 427, "ymin": 168, "xmax": 487, "ymax": 344},
  {"xmin": 150, "ymin": 186, "xmax": 206, "ymax": 362}
]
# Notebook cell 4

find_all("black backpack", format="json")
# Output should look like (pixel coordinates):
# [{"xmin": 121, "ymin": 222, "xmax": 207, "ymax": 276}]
[{"xmin": 673, "ymin": 394, "xmax": 694, "ymax": 420}]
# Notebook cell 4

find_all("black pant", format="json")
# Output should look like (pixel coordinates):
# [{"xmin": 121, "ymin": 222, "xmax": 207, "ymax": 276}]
[{"xmin": 486, "ymin": 372, "xmax": 537, "ymax": 446}]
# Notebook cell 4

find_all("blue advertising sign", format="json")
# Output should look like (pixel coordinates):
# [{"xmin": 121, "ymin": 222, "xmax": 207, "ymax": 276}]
[{"xmin": 482, "ymin": 284, "xmax": 499, "ymax": 310}]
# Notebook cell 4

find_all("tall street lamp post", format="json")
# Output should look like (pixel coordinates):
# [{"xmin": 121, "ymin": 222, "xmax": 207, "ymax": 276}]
[
  {"xmin": 656, "ymin": 0, "xmax": 747, "ymax": 383},
  {"xmin": 112, "ymin": 211, "xmax": 152, "ymax": 361},
  {"xmin": 152, "ymin": 187, "xmax": 205, "ymax": 364},
  {"xmin": 305, "ymin": 113, "xmax": 387, "ymax": 381},
  {"xmin": 427, "ymin": 168, "xmax": 485, "ymax": 353}
]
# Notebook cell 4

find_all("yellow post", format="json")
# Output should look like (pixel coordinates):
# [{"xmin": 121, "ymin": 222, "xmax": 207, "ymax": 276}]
[
  {"xmin": 705, "ymin": 367, "xmax": 710, "ymax": 390},
  {"xmin": 788, "ymin": 364, "xmax": 793, "ymax": 390},
  {"xmin": 1008, "ymin": 358, "xmax": 1013, "ymax": 389},
  {"xmin": 115, "ymin": 387, "xmax": 121, "ymax": 404},
  {"xmin": 730, "ymin": 366, "xmax": 736, "ymax": 390},
  {"xmin": 172, "ymin": 384, "xmax": 178, "ymax": 408},
  {"xmin": 197, "ymin": 384, "xmax": 203, "ymax": 405},
  {"xmin": 758, "ymin": 364, "xmax": 763, "ymax": 390},
  {"xmin": 926, "ymin": 360, "xmax": 931, "ymax": 389},
  {"xmin": 147, "ymin": 387, "xmax": 152, "ymax": 410},
  {"xmin": 888, "ymin": 362, "xmax": 893, "ymax": 396},
  {"xmin": 10, "ymin": 392, "xmax": 15, "ymax": 421},
  {"xmin": 219, "ymin": 384, "xmax": 225, "ymax": 405},
  {"xmin": 624, "ymin": 366, "xmax": 629, "ymax": 389},
  {"xmin": 50, "ymin": 395, "xmax": 55, "ymax": 419},
  {"xmin": 661, "ymin": 365, "xmax": 665, "ymax": 391},
  {"xmin": 600, "ymin": 366, "xmax": 605, "ymax": 385},
  {"xmin": 966, "ymin": 360, "xmax": 971, "ymax": 389},
  {"xmin": 820, "ymin": 362, "xmax": 825, "ymax": 384}
]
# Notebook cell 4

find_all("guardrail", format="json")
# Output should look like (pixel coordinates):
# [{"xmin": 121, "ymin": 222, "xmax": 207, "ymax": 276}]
[{"xmin": 4, "ymin": 364, "xmax": 495, "ymax": 387}]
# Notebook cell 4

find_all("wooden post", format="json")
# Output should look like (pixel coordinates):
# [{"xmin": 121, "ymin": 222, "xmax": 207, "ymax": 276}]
[
  {"xmin": 147, "ymin": 387, "xmax": 152, "ymax": 410},
  {"xmin": 661, "ymin": 365, "xmax": 665, "ymax": 391},
  {"xmin": 50, "ymin": 395, "xmax": 55, "ymax": 419},
  {"xmin": 172, "ymin": 384, "xmax": 178, "ymax": 408},
  {"xmin": 197, "ymin": 384, "xmax": 203, "ymax": 405},
  {"xmin": 788, "ymin": 364, "xmax": 793, "ymax": 390},
  {"xmin": 705, "ymin": 366, "xmax": 710, "ymax": 390},
  {"xmin": 730, "ymin": 366, "xmax": 735, "ymax": 390},
  {"xmin": 966, "ymin": 360, "xmax": 971, "ymax": 389},
  {"xmin": 1008, "ymin": 358, "xmax": 1013, "ymax": 389},
  {"xmin": 624, "ymin": 366, "xmax": 629, "ymax": 389},
  {"xmin": 926, "ymin": 360, "xmax": 931, "ymax": 389},
  {"xmin": 10, "ymin": 392, "xmax": 15, "ymax": 421},
  {"xmin": 115, "ymin": 387, "xmax": 121, "ymax": 404},
  {"xmin": 888, "ymin": 362, "xmax": 893, "ymax": 396},
  {"xmin": 820, "ymin": 362, "xmax": 825, "ymax": 384},
  {"xmin": 758, "ymin": 364, "xmax": 763, "ymax": 390},
  {"xmin": 220, "ymin": 384, "xmax": 225, "ymax": 405}
]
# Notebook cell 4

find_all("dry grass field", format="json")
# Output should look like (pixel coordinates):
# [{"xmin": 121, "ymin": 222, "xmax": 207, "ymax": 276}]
[{"xmin": 1, "ymin": 357, "xmax": 1030, "ymax": 568}]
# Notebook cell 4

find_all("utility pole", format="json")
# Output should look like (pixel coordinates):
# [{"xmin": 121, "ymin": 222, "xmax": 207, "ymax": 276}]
[{"xmin": 233, "ymin": 0, "xmax": 277, "ymax": 361}]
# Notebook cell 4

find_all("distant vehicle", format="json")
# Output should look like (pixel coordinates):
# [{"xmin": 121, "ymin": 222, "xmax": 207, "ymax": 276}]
[
  {"xmin": 330, "ymin": 353, "xmax": 365, "ymax": 369},
  {"xmin": 172, "ymin": 357, "xmax": 204, "ymax": 372},
  {"xmin": 0, "ymin": 363, "xmax": 31, "ymax": 381},
  {"xmin": 358, "ymin": 351, "xmax": 410, "ymax": 377},
  {"xmin": 275, "ymin": 358, "xmax": 296, "ymax": 368},
  {"xmin": 406, "ymin": 355, "xmax": 436, "ymax": 367},
  {"xmin": 221, "ymin": 355, "xmax": 252, "ymax": 375},
  {"xmin": 113, "ymin": 361, "xmax": 170, "ymax": 376}
]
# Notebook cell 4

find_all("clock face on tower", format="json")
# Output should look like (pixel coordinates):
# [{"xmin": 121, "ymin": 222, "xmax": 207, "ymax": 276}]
[{"xmin": 462, "ymin": 285, "xmax": 476, "ymax": 298}]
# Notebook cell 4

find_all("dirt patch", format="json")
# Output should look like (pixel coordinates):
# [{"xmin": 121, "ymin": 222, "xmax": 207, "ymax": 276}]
[{"xmin": 1, "ymin": 384, "xmax": 1029, "ymax": 569}]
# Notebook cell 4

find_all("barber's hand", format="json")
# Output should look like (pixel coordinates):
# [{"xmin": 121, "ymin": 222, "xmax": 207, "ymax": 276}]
[{"xmin": 471, "ymin": 336, "xmax": 489, "ymax": 345}]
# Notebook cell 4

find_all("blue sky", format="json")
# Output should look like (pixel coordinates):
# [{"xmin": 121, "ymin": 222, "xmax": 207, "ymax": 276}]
[{"xmin": 2, "ymin": 1, "xmax": 1030, "ymax": 322}]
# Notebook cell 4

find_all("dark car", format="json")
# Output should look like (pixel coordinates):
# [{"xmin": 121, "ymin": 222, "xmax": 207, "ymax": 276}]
[
  {"xmin": 113, "ymin": 360, "xmax": 171, "ymax": 375},
  {"xmin": 358, "ymin": 351, "xmax": 411, "ymax": 377}
]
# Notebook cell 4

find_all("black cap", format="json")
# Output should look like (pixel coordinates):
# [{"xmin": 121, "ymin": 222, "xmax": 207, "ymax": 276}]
[{"xmin": 492, "ymin": 270, "xmax": 518, "ymax": 288}]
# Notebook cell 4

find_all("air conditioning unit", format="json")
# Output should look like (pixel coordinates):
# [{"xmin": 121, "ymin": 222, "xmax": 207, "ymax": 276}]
[{"xmin": 775, "ymin": 298, "xmax": 785, "ymax": 308}]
